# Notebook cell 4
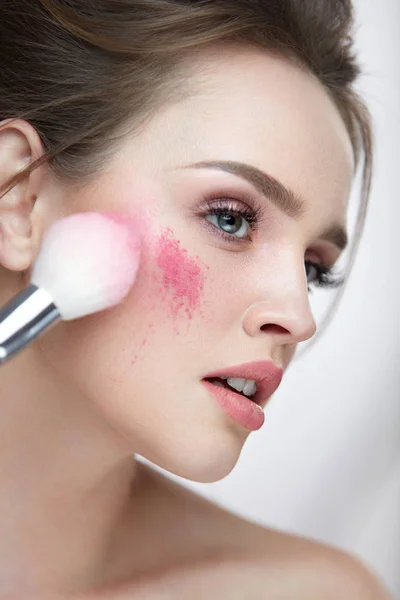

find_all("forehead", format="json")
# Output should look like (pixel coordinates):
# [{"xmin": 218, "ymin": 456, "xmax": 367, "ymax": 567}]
[{"xmin": 129, "ymin": 46, "xmax": 354, "ymax": 224}]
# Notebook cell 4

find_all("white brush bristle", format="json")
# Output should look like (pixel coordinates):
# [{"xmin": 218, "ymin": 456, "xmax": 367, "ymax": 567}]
[{"xmin": 31, "ymin": 212, "xmax": 141, "ymax": 320}]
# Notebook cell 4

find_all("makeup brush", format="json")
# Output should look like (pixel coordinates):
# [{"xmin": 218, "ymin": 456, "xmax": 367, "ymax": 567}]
[{"xmin": 0, "ymin": 211, "xmax": 141, "ymax": 365}]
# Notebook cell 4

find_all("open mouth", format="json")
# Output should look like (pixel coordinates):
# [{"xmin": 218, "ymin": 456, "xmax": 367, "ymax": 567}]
[
  {"xmin": 202, "ymin": 361, "xmax": 283, "ymax": 417},
  {"xmin": 204, "ymin": 377, "xmax": 259, "ymax": 403}
]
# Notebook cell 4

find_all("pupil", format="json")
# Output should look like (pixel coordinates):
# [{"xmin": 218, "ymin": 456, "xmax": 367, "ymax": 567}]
[{"xmin": 218, "ymin": 214, "xmax": 241, "ymax": 233}]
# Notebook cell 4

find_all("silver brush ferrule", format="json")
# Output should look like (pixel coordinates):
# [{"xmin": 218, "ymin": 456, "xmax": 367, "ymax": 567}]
[{"xmin": 0, "ymin": 284, "xmax": 60, "ymax": 364}]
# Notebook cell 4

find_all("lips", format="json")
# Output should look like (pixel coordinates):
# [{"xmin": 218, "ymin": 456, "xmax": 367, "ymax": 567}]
[{"xmin": 203, "ymin": 360, "xmax": 283, "ymax": 407}]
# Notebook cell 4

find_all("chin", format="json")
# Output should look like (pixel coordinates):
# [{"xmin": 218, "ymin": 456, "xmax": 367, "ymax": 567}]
[{"xmin": 139, "ymin": 426, "xmax": 246, "ymax": 484}]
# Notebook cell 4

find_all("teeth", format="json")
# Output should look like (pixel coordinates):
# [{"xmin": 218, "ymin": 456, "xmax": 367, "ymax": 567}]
[
  {"xmin": 213, "ymin": 380, "xmax": 226, "ymax": 388},
  {"xmin": 227, "ymin": 377, "xmax": 245, "ymax": 392},
  {"xmin": 227, "ymin": 377, "xmax": 257, "ymax": 396},
  {"xmin": 243, "ymin": 380, "xmax": 257, "ymax": 397}
]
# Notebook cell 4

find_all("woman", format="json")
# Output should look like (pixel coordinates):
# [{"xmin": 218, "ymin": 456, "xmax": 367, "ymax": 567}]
[{"xmin": 0, "ymin": 1, "xmax": 393, "ymax": 598}]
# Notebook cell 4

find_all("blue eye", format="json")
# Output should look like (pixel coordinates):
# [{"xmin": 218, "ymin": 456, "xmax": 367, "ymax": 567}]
[
  {"xmin": 199, "ymin": 197, "xmax": 260, "ymax": 243},
  {"xmin": 198, "ymin": 196, "xmax": 345, "ymax": 294},
  {"xmin": 205, "ymin": 211, "xmax": 250, "ymax": 239}
]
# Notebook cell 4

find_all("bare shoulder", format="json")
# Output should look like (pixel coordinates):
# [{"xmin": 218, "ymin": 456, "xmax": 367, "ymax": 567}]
[
  {"xmin": 100, "ymin": 467, "xmax": 393, "ymax": 599},
  {"xmin": 232, "ymin": 517, "xmax": 393, "ymax": 600},
  {"xmin": 156, "ymin": 473, "xmax": 394, "ymax": 599},
  {"xmin": 164, "ymin": 479, "xmax": 393, "ymax": 600},
  {"xmin": 96, "ymin": 527, "xmax": 393, "ymax": 600}
]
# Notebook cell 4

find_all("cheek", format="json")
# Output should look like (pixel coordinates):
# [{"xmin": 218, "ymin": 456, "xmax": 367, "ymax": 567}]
[
  {"xmin": 39, "ymin": 222, "xmax": 220, "ymax": 399},
  {"xmin": 154, "ymin": 228, "xmax": 207, "ymax": 321},
  {"xmin": 39, "ymin": 228, "xmax": 207, "ymax": 372}
]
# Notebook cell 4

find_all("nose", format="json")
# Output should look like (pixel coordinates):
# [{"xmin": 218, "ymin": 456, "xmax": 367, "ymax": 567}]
[{"xmin": 241, "ymin": 292, "xmax": 317, "ymax": 346}]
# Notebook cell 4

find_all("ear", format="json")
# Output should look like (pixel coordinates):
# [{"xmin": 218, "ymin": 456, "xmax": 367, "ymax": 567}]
[{"xmin": 0, "ymin": 119, "xmax": 46, "ymax": 273}]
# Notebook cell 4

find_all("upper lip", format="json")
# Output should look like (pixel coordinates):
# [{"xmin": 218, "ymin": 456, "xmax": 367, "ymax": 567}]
[{"xmin": 203, "ymin": 360, "xmax": 283, "ymax": 406}]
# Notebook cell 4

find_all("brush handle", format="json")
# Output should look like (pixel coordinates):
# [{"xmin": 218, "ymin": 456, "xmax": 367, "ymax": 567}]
[{"xmin": 0, "ymin": 284, "xmax": 60, "ymax": 364}]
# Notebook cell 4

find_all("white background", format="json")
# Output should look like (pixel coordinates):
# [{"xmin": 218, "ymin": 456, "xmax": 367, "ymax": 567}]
[{"xmin": 143, "ymin": 0, "xmax": 400, "ymax": 596}]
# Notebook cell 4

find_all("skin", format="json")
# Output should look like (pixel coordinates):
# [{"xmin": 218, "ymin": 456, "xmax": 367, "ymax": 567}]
[{"xmin": 0, "ymin": 45, "xmax": 391, "ymax": 599}]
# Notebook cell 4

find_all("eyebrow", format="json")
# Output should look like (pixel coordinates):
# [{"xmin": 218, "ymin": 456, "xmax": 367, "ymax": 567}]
[{"xmin": 178, "ymin": 160, "xmax": 348, "ymax": 252}]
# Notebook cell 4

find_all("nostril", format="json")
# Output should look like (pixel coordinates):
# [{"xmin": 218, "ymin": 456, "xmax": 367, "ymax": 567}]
[{"xmin": 260, "ymin": 324, "xmax": 289, "ymax": 334}]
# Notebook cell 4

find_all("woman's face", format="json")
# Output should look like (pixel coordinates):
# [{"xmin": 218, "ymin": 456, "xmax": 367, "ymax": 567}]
[{"xmin": 37, "ymin": 46, "xmax": 354, "ymax": 482}]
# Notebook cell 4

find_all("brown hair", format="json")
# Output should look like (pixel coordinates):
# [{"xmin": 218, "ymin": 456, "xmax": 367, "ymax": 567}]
[{"xmin": 0, "ymin": 0, "xmax": 373, "ymax": 348}]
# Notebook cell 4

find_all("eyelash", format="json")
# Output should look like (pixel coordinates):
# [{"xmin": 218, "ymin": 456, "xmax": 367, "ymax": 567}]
[
  {"xmin": 198, "ymin": 194, "xmax": 345, "ymax": 293},
  {"xmin": 304, "ymin": 262, "xmax": 345, "ymax": 294}
]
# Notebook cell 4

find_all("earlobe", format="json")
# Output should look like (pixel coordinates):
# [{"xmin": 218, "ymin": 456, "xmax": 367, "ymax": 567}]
[
  {"xmin": 0, "ymin": 208, "xmax": 33, "ymax": 271},
  {"xmin": 0, "ymin": 120, "xmax": 44, "ymax": 273}
]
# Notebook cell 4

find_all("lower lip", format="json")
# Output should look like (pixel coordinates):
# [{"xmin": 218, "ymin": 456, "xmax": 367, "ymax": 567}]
[{"xmin": 202, "ymin": 380, "xmax": 265, "ymax": 431}]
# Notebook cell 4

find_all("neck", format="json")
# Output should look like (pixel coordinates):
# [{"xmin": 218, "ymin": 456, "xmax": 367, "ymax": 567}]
[{"xmin": 0, "ymin": 345, "xmax": 139, "ymax": 597}]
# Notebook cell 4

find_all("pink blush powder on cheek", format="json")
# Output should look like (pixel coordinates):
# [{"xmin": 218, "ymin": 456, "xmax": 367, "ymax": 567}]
[{"xmin": 156, "ymin": 229, "xmax": 205, "ymax": 319}]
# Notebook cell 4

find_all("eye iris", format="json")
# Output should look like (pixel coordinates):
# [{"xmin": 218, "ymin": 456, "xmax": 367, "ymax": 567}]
[
  {"xmin": 305, "ymin": 262, "xmax": 317, "ymax": 282},
  {"xmin": 218, "ymin": 214, "xmax": 242, "ymax": 233}
]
